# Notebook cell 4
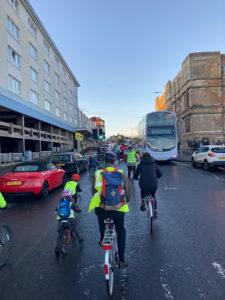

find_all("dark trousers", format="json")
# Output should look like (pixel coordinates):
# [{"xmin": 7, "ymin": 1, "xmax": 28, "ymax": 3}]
[
  {"xmin": 127, "ymin": 165, "xmax": 136, "ymax": 180},
  {"xmin": 95, "ymin": 207, "xmax": 126, "ymax": 262}
]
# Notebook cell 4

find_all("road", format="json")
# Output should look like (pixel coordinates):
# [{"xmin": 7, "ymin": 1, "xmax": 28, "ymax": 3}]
[{"xmin": 0, "ymin": 162, "xmax": 225, "ymax": 300}]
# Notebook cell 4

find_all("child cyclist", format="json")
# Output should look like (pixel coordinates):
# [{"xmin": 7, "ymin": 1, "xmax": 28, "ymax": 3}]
[
  {"xmin": 55, "ymin": 189, "xmax": 83, "ymax": 256},
  {"xmin": 88, "ymin": 155, "xmax": 98, "ymax": 173},
  {"xmin": 64, "ymin": 173, "xmax": 82, "ymax": 211}
]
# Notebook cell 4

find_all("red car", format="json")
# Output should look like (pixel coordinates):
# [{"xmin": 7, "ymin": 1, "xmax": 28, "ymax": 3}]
[{"xmin": 0, "ymin": 161, "xmax": 66, "ymax": 199}]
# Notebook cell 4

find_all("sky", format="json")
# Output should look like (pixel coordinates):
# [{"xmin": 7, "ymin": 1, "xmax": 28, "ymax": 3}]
[{"xmin": 29, "ymin": 0, "xmax": 225, "ymax": 137}]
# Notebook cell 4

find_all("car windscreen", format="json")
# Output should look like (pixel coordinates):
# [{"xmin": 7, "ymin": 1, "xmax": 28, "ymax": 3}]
[
  {"xmin": 52, "ymin": 155, "xmax": 70, "ymax": 163},
  {"xmin": 13, "ymin": 165, "xmax": 40, "ymax": 172},
  {"xmin": 211, "ymin": 147, "xmax": 225, "ymax": 153}
]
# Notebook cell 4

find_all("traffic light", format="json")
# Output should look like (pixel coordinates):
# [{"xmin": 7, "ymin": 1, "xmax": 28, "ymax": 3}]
[
  {"xmin": 93, "ymin": 129, "xmax": 98, "ymax": 140},
  {"xmin": 98, "ymin": 128, "xmax": 103, "ymax": 140}
]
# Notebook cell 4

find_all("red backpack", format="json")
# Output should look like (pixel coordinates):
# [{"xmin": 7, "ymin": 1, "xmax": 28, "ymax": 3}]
[{"xmin": 101, "ymin": 168, "xmax": 125, "ymax": 211}]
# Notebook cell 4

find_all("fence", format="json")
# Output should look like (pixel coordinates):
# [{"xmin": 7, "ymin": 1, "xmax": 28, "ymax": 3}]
[{"xmin": 0, "ymin": 151, "xmax": 52, "ymax": 164}]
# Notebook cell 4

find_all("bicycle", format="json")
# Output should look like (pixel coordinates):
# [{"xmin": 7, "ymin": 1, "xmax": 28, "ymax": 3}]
[
  {"xmin": 129, "ymin": 166, "xmax": 135, "ymax": 186},
  {"xmin": 74, "ymin": 193, "xmax": 81, "ymax": 206},
  {"xmin": 102, "ymin": 218, "xmax": 119, "ymax": 296},
  {"xmin": 89, "ymin": 166, "xmax": 96, "ymax": 177},
  {"xmin": 144, "ymin": 193, "xmax": 156, "ymax": 235},
  {"xmin": 0, "ymin": 224, "xmax": 13, "ymax": 268}
]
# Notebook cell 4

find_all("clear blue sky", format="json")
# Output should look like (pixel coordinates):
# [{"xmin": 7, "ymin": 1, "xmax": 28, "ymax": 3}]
[{"xmin": 30, "ymin": 0, "xmax": 225, "ymax": 137}]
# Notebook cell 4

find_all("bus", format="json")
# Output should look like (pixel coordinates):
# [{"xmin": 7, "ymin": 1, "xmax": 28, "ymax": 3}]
[{"xmin": 138, "ymin": 111, "xmax": 177, "ymax": 161}]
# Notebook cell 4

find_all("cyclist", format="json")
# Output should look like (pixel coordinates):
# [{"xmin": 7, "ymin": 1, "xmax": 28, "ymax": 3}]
[
  {"xmin": 125, "ymin": 145, "xmax": 139, "ymax": 181},
  {"xmin": 134, "ymin": 152, "xmax": 162, "ymax": 215},
  {"xmin": 89, "ymin": 152, "xmax": 131, "ymax": 268},
  {"xmin": 55, "ymin": 189, "xmax": 83, "ymax": 256},
  {"xmin": 89, "ymin": 155, "xmax": 98, "ymax": 173},
  {"xmin": 0, "ymin": 192, "xmax": 7, "ymax": 209},
  {"xmin": 64, "ymin": 174, "xmax": 82, "ymax": 212}
]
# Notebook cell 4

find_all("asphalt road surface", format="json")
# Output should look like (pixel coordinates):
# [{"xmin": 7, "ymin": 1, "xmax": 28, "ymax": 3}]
[{"xmin": 0, "ymin": 161, "xmax": 225, "ymax": 300}]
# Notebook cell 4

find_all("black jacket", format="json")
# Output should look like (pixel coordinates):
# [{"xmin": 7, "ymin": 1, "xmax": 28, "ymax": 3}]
[{"xmin": 134, "ymin": 156, "xmax": 162, "ymax": 193}]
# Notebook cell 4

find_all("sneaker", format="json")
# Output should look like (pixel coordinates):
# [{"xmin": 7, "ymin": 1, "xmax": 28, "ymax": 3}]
[
  {"xmin": 140, "ymin": 202, "xmax": 145, "ymax": 211},
  {"xmin": 119, "ymin": 261, "xmax": 128, "ymax": 268},
  {"xmin": 154, "ymin": 210, "xmax": 158, "ymax": 219}
]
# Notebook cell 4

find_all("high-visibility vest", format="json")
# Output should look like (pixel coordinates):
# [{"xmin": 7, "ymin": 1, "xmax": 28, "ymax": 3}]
[
  {"xmin": 64, "ymin": 181, "xmax": 78, "ymax": 196},
  {"xmin": 56, "ymin": 201, "xmax": 75, "ymax": 220},
  {"xmin": 90, "ymin": 167, "xmax": 129, "ymax": 213},
  {"xmin": 0, "ymin": 193, "xmax": 6, "ymax": 208},
  {"xmin": 127, "ymin": 150, "xmax": 137, "ymax": 164}
]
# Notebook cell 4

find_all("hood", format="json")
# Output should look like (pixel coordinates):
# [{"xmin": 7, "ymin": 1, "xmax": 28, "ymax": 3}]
[{"xmin": 140, "ymin": 156, "xmax": 155, "ymax": 164}]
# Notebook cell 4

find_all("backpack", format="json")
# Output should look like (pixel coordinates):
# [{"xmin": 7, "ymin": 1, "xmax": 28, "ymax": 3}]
[
  {"xmin": 101, "ymin": 168, "xmax": 124, "ymax": 211},
  {"xmin": 57, "ymin": 199, "xmax": 71, "ymax": 220}
]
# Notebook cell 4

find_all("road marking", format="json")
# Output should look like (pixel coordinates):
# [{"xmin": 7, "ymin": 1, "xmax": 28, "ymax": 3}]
[
  {"xmin": 160, "ymin": 265, "xmax": 175, "ymax": 299},
  {"xmin": 164, "ymin": 187, "xmax": 178, "ymax": 190},
  {"xmin": 212, "ymin": 262, "xmax": 225, "ymax": 279}
]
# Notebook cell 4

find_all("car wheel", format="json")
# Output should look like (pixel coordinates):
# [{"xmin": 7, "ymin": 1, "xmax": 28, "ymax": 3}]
[
  {"xmin": 40, "ymin": 181, "xmax": 49, "ymax": 198},
  {"xmin": 62, "ymin": 174, "xmax": 67, "ymax": 186},
  {"xmin": 191, "ymin": 158, "xmax": 196, "ymax": 168},
  {"xmin": 76, "ymin": 166, "xmax": 80, "ymax": 174},
  {"xmin": 203, "ymin": 160, "xmax": 210, "ymax": 171}
]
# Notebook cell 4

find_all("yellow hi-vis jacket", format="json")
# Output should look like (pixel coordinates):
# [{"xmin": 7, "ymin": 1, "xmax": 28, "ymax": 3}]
[
  {"xmin": 126, "ymin": 150, "xmax": 137, "ymax": 165},
  {"xmin": 0, "ymin": 193, "xmax": 6, "ymax": 208},
  {"xmin": 88, "ymin": 167, "xmax": 129, "ymax": 213},
  {"xmin": 64, "ymin": 181, "xmax": 78, "ymax": 196}
]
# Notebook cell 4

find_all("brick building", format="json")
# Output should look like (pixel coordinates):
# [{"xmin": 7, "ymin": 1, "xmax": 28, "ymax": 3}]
[{"xmin": 164, "ymin": 52, "xmax": 225, "ymax": 149}]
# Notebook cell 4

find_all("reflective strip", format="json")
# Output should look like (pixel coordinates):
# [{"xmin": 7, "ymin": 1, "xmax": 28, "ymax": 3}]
[
  {"xmin": 127, "ymin": 151, "xmax": 137, "ymax": 163},
  {"xmin": 95, "ymin": 169, "xmax": 103, "ymax": 193}
]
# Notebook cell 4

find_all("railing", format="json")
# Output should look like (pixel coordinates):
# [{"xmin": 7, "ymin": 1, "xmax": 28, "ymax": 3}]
[{"xmin": 0, "ymin": 151, "xmax": 52, "ymax": 164}]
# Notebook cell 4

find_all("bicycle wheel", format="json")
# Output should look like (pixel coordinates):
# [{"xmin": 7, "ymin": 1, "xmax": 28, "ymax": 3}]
[
  {"xmin": 105, "ymin": 249, "xmax": 114, "ymax": 296},
  {"xmin": 76, "ymin": 194, "xmax": 82, "ymax": 206},
  {"xmin": 0, "ymin": 225, "xmax": 13, "ymax": 268},
  {"xmin": 149, "ymin": 201, "xmax": 154, "ymax": 235},
  {"xmin": 60, "ymin": 230, "xmax": 69, "ymax": 255}
]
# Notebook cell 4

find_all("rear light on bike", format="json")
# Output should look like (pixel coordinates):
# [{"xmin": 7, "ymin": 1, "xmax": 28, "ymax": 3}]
[
  {"xmin": 102, "ymin": 245, "xmax": 112, "ymax": 250},
  {"xmin": 150, "ymin": 199, "xmax": 154, "ymax": 203},
  {"xmin": 104, "ymin": 265, "xmax": 109, "ymax": 275},
  {"xmin": 208, "ymin": 153, "xmax": 215, "ymax": 157},
  {"xmin": 130, "ymin": 170, "xmax": 134, "ymax": 173}
]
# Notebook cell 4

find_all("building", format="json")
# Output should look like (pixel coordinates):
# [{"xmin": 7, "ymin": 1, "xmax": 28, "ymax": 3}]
[
  {"xmin": 155, "ymin": 91, "xmax": 166, "ymax": 111},
  {"xmin": 0, "ymin": 0, "xmax": 82, "ymax": 160},
  {"xmin": 164, "ymin": 52, "xmax": 225, "ymax": 149}
]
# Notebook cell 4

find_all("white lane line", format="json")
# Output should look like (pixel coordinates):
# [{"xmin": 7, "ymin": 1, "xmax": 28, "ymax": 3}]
[
  {"xmin": 164, "ymin": 187, "xmax": 178, "ymax": 190},
  {"xmin": 160, "ymin": 265, "xmax": 175, "ymax": 299},
  {"xmin": 212, "ymin": 262, "xmax": 225, "ymax": 279}
]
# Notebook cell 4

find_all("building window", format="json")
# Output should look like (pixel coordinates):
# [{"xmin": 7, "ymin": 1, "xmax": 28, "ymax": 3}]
[
  {"xmin": 7, "ymin": 17, "xmax": 19, "ymax": 40},
  {"xmin": 184, "ymin": 92, "xmax": 189, "ymax": 108},
  {"xmin": 30, "ymin": 67, "xmax": 38, "ymax": 83},
  {"xmin": 43, "ymin": 40, "xmax": 49, "ymax": 54},
  {"xmin": 184, "ymin": 118, "xmax": 190, "ymax": 133},
  {"xmin": 55, "ymin": 73, "xmax": 59, "ymax": 84},
  {"xmin": 62, "ymin": 67, "xmax": 66, "ymax": 77},
  {"xmin": 56, "ymin": 107, "xmax": 60, "ymax": 116},
  {"xmin": 44, "ymin": 60, "xmax": 50, "ymax": 73},
  {"xmin": 54, "ymin": 55, "xmax": 59, "ymax": 67},
  {"xmin": 44, "ymin": 100, "xmax": 50, "ymax": 111},
  {"xmin": 30, "ymin": 90, "xmax": 38, "ymax": 104},
  {"xmin": 8, "ymin": 46, "xmax": 20, "ymax": 68},
  {"xmin": 8, "ymin": 0, "xmax": 19, "ymax": 12},
  {"xmin": 64, "ymin": 112, "xmax": 67, "ymax": 120},
  {"xmin": 29, "ymin": 43, "xmax": 37, "ymax": 60},
  {"xmin": 69, "ymin": 103, "xmax": 72, "ymax": 111},
  {"xmin": 64, "ymin": 98, "xmax": 67, "ymax": 105},
  {"xmin": 69, "ymin": 89, "xmax": 72, "ymax": 98},
  {"xmin": 70, "ymin": 116, "xmax": 73, "ymax": 122},
  {"xmin": 28, "ymin": 18, "xmax": 37, "ymax": 37},
  {"xmin": 63, "ymin": 82, "xmax": 67, "ymax": 92},
  {"xmin": 8, "ymin": 75, "xmax": 20, "ymax": 95},
  {"xmin": 55, "ymin": 90, "xmax": 60, "ymax": 100},
  {"xmin": 44, "ymin": 80, "xmax": 50, "ymax": 93}
]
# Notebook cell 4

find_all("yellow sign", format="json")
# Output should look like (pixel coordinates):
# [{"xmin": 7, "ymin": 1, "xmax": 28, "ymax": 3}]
[{"xmin": 75, "ymin": 132, "xmax": 83, "ymax": 141}]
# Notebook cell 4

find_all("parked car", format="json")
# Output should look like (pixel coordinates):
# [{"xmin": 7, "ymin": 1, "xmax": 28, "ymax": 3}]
[
  {"xmin": 0, "ymin": 161, "xmax": 66, "ymax": 199},
  {"xmin": 51, "ymin": 152, "xmax": 88, "ymax": 175},
  {"xmin": 191, "ymin": 145, "xmax": 225, "ymax": 171}
]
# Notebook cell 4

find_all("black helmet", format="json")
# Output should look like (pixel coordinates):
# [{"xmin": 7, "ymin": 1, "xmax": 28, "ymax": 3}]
[{"xmin": 104, "ymin": 152, "xmax": 117, "ymax": 161}]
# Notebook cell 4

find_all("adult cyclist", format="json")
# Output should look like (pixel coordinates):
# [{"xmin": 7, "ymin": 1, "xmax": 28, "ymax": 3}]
[
  {"xmin": 125, "ymin": 145, "xmax": 139, "ymax": 181},
  {"xmin": 89, "ymin": 152, "xmax": 131, "ymax": 268}
]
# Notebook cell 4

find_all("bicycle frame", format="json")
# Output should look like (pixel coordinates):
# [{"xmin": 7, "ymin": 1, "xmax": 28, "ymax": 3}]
[{"xmin": 145, "ymin": 194, "xmax": 155, "ymax": 234}]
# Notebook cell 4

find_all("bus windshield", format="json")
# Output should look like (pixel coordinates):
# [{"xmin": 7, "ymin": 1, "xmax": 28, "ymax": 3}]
[{"xmin": 147, "ymin": 135, "xmax": 177, "ymax": 152}]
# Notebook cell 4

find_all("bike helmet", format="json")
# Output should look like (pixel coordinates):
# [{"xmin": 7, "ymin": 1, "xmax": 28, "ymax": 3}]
[
  {"xmin": 62, "ymin": 189, "xmax": 72, "ymax": 198},
  {"xmin": 89, "ymin": 155, "xmax": 93, "ymax": 159},
  {"xmin": 104, "ymin": 152, "xmax": 117, "ymax": 161},
  {"xmin": 72, "ymin": 173, "xmax": 80, "ymax": 181}
]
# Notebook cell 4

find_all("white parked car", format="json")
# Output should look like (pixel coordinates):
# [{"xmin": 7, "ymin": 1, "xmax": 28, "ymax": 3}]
[{"xmin": 191, "ymin": 145, "xmax": 225, "ymax": 171}]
